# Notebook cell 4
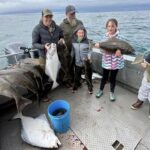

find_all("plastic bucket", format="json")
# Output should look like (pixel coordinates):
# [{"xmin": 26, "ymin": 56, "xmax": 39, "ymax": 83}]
[{"xmin": 48, "ymin": 100, "xmax": 70, "ymax": 133}]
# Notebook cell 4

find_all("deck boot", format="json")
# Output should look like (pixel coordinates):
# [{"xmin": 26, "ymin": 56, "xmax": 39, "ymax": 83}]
[
  {"xmin": 131, "ymin": 99, "xmax": 143, "ymax": 110},
  {"xmin": 96, "ymin": 90, "xmax": 103, "ymax": 98},
  {"xmin": 110, "ymin": 92, "xmax": 116, "ymax": 101}
]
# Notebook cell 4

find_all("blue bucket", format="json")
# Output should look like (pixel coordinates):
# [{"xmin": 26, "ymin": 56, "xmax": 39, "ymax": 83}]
[{"xmin": 48, "ymin": 100, "xmax": 70, "ymax": 133}]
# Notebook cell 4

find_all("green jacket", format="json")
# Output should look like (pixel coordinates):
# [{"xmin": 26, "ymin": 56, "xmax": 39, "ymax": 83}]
[{"xmin": 60, "ymin": 18, "xmax": 83, "ymax": 52}]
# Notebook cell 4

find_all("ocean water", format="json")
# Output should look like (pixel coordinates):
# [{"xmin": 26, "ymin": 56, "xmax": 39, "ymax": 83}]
[{"xmin": 0, "ymin": 10, "xmax": 150, "ymax": 68}]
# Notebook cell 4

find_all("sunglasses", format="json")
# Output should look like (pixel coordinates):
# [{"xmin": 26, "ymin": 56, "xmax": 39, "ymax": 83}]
[{"xmin": 70, "ymin": 12, "xmax": 75, "ymax": 15}]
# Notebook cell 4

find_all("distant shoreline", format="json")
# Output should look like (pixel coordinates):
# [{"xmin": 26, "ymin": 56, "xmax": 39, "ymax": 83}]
[{"xmin": 0, "ymin": 9, "xmax": 150, "ymax": 16}]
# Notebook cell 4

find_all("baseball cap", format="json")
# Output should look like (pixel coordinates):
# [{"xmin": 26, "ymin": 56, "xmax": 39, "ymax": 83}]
[
  {"xmin": 42, "ymin": 8, "xmax": 53, "ymax": 17},
  {"xmin": 66, "ymin": 5, "xmax": 77, "ymax": 14}
]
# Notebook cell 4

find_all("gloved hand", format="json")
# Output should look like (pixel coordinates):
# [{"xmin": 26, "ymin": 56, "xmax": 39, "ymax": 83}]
[
  {"xmin": 45, "ymin": 43, "xmax": 51, "ymax": 52},
  {"xmin": 47, "ymin": 43, "xmax": 56, "ymax": 57},
  {"xmin": 58, "ymin": 38, "xmax": 65, "ymax": 45}
]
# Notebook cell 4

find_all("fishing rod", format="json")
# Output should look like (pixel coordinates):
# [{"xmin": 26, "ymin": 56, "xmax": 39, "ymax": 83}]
[{"xmin": 86, "ymin": 27, "xmax": 101, "ymax": 37}]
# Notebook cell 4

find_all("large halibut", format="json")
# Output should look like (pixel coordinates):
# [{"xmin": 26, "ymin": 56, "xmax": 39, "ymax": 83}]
[{"xmin": 100, "ymin": 37, "xmax": 135, "ymax": 54}]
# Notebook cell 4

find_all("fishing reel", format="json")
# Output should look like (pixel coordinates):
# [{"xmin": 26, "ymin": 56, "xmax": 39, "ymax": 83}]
[{"xmin": 20, "ymin": 46, "xmax": 31, "ymax": 54}]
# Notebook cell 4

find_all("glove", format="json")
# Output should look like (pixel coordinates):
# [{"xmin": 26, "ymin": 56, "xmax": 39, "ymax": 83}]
[
  {"xmin": 58, "ymin": 38, "xmax": 65, "ymax": 45},
  {"xmin": 45, "ymin": 43, "xmax": 51, "ymax": 52}
]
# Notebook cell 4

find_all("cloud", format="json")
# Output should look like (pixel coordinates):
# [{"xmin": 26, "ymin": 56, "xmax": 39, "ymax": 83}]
[{"xmin": 0, "ymin": 0, "xmax": 150, "ymax": 13}]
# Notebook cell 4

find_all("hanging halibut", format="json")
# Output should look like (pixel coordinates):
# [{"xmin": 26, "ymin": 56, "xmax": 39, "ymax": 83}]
[{"xmin": 45, "ymin": 43, "xmax": 61, "ymax": 89}]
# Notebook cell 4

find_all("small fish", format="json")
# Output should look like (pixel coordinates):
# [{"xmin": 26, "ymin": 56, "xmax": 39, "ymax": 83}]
[
  {"xmin": 100, "ymin": 37, "xmax": 135, "ymax": 54},
  {"xmin": 52, "ymin": 108, "xmax": 67, "ymax": 116},
  {"xmin": 14, "ymin": 113, "xmax": 61, "ymax": 148},
  {"xmin": 0, "ymin": 78, "xmax": 31, "ymax": 112}
]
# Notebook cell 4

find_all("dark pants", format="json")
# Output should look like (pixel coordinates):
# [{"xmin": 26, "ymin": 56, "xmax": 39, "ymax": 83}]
[
  {"xmin": 74, "ymin": 60, "xmax": 93, "ymax": 91},
  {"xmin": 100, "ymin": 68, "xmax": 119, "ymax": 93}
]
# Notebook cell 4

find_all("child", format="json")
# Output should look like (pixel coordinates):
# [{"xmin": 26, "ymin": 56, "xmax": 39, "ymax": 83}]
[
  {"xmin": 95, "ymin": 18, "xmax": 124, "ymax": 101},
  {"xmin": 71, "ymin": 25, "xmax": 93, "ymax": 94},
  {"xmin": 131, "ymin": 53, "xmax": 150, "ymax": 116}
]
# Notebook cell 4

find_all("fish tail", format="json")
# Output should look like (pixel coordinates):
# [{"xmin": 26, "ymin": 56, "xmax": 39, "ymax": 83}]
[
  {"xmin": 13, "ymin": 112, "xmax": 23, "ymax": 119},
  {"xmin": 52, "ymin": 81, "xmax": 59, "ymax": 89},
  {"xmin": 19, "ymin": 97, "xmax": 32, "ymax": 111}
]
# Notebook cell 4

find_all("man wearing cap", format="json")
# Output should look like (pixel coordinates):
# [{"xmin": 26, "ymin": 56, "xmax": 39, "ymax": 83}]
[
  {"xmin": 32, "ymin": 8, "xmax": 64, "ymax": 64},
  {"xmin": 60, "ymin": 5, "xmax": 83, "ymax": 52},
  {"xmin": 60, "ymin": 5, "xmax": 84, "ymax": 84}
]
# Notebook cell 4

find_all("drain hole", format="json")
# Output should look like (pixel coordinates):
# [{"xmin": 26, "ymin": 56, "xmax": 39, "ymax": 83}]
[
  {"xmin": 116, "ymin": 144, "xmax": 124, "ymax": 150},
  {"xmin": 112, "ymin": 140, "xmax": 120, "ymax": 149}
]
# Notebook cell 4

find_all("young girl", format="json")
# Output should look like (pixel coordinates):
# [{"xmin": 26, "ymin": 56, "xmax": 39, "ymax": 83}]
[
  {"xmin": 95, "ymin": 18, "xmax": 124, "ymax": 101},
  {"xmin": 71, "ymin": 25, "xmax": 93, "ymax": 94},
  {"xmin": 131, "ymin": 53, "xmax": 150, "ymax": 117}
]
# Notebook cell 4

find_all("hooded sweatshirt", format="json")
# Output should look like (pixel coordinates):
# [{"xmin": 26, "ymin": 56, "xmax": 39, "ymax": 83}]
[{"xmin": 71, "ymin": 25, "xmax": 91, "ymax": 67}]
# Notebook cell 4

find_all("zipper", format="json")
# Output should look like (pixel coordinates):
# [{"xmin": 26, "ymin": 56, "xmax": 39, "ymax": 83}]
[{"xmin": 79, "ymin": 43, "xmax": 82, "ymax": 65}]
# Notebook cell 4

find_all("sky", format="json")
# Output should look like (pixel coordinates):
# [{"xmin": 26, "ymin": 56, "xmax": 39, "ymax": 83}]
[{"xmin": 0, "ymin": 0, "xmax": 150, "ymax": 14}]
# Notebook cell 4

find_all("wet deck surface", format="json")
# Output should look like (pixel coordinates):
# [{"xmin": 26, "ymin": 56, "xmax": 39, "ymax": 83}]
[{"xmin": 0, "ymin": 80, "xmax": 150, "ymax": 150}]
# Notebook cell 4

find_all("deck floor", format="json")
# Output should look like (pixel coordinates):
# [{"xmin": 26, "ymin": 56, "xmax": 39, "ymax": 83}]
[{"xmin": 0, "ymin": 79, "xmax": 150, "ymax": 150}]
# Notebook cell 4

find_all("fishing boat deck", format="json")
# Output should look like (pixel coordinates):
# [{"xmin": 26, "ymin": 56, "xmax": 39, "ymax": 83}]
[{"xmin": 0, "ymin": 80, "xmax": 150, "ymax": 150}]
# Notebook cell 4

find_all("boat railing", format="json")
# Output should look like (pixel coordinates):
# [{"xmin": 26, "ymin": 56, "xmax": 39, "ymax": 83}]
[{"xmin": 0, "ymin": 48, "xmax": 39, "ymax": 63}]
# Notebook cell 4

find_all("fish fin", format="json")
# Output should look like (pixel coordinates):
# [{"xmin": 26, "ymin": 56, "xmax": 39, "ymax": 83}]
[
  {"xmin": 52, "ymin": 81, "xmax": 59, "ymax": 89},
  {"xmin": 57, "ymin": 139, "xmax": 61, "ymax": 146},
  {"xmin": 12, "ymin": 112, "xmax": 23, "ymax": 120},
  {"xmin": 19, "ymin": 97, "xmax": 32, "ymax": 111}
]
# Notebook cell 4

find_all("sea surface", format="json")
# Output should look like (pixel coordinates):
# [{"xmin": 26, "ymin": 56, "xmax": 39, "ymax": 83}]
[{"xmin": 0, "ymin": 10, "xmax": 150, "ymax": 68}]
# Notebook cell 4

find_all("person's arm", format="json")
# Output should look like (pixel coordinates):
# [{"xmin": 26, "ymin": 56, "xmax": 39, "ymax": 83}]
[{"xmin": 32, "ymin": 26, "xmax": 45, "ymax": 50}]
